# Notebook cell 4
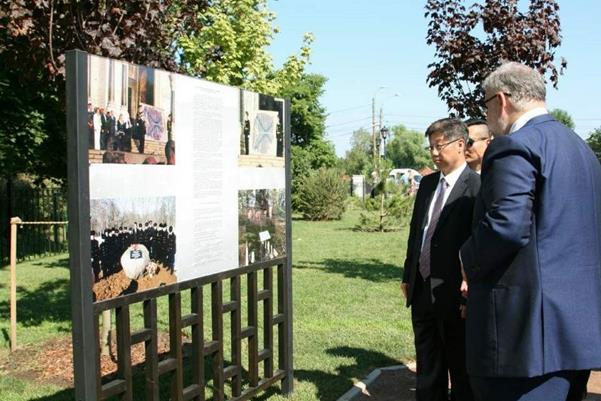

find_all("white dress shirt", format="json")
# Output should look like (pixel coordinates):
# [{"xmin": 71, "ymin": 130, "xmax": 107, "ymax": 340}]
[
  {"xmin": 509, "ymin": 107, "xmax": 548, "ymax": 134},
  {"xmin": 421, "ymin": 163, "xmax": 467, "ymax": 251}
]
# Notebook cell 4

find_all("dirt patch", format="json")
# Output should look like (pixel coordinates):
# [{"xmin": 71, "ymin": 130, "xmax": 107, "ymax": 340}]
[
  {"xmin": 93, "ymin": 263, "xmax": 176, "ymax": 301},
  {"xmin": 0, "ymin": 333, "xmax": 173, "ymax": 388}
]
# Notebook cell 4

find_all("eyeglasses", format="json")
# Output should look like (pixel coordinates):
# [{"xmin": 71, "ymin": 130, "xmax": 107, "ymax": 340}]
[
  {"xmin": 426, "ymin": 137, "xmax": 462, "ymax": 153},
  {"xmin": 483, "ymin": 92, "xmax": 511, "ymax": 106},
  {"xmin": 466, "ymin": 137, "xmax": 489, "ymax": 148}
]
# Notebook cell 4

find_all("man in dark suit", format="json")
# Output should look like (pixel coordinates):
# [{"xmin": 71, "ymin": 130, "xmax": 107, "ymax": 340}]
[
  {"xmin": 460, "ymin": 62, "xmax": 601, "ymax": 401},
  {"xmin": 402, "ymin": 118, "xmax": 480, "ymax": 401}
]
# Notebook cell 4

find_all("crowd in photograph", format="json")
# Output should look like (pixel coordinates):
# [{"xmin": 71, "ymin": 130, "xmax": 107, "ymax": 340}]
[
  {"xmin": 87, "ymin": 103, "xmax": 146, "ymax": 153},
  {"xmin": 90, "ymin": 221, "xmax": 176, "ymax": 281}
]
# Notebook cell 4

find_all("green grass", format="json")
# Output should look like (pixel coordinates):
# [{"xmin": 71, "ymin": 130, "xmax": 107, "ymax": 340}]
[{"xmin": 0, "ymin": 210, "xmax": 414, "ymax": 400}]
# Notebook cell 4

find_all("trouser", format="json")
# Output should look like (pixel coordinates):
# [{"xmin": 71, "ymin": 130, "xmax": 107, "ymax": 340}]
[{"xmin": 411, "ymin": 272, "xmax": 473, "ymax": 401}]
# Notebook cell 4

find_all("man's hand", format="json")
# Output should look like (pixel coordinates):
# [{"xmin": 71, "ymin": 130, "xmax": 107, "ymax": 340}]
[
  {"xmin": 460, "ymin": 279, "xmax": 468, "ymax": 298},
  {"xmin": 401, "ymin": 282, "xmax": 409, "ymax": 299}
]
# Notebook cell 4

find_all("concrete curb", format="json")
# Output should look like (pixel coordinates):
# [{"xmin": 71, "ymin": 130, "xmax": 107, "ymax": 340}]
[{"xmin": 336, "ymin": 365, "xmax": 409, "ymax": 401}]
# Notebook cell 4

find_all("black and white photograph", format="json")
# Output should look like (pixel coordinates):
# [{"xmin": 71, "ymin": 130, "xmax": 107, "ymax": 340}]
[{"xmin": 90, "ymin": 196, "xmax": 176, "ymax": 301}]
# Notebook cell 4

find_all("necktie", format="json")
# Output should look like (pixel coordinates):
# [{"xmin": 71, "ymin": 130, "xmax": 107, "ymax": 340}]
[{"xmin": 419, "ymin": 177, "xmax": 448, "ymax": 280}]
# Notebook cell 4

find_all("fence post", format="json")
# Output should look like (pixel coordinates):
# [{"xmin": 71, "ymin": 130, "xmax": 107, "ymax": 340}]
[{"xmin": 9, "ymin": 217, "xmax": 21, "ymax": 352}]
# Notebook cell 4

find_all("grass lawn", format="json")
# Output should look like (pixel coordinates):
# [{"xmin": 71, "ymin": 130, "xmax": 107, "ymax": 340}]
[{"xmin": 0, "ymin": 210, "xmax": 414, "ymax": 401}]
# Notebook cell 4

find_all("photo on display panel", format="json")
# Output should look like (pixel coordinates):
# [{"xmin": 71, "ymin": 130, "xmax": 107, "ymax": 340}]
[
  {"xmin": 86, "ymin": 55, "xmax": 176, "ymax": 165},
  {"xmin": 238, "ymin": 189, "xmax": 286, "ymax": 266},
  {"xmin": 239, "ymin": 90, "xmax": 285, "ymax": 167},
  {"xmin": 90, "ymin": 196, "xmax": 176, "ymax": 302}
]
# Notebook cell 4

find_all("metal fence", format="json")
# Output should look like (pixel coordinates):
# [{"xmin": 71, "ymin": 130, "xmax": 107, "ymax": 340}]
[{"xmin": 1, "ymin": 182, "xmax": 68, "ymax": 263}]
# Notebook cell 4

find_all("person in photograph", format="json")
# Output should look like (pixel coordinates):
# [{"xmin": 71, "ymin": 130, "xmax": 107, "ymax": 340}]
[
  {"xmin": 133, "ymin": 110, "xmax": 146, "ymax": 154},
  {"xmin": 102, "ymin": 151, "xmax": 126, "ymax": 164},
  {"xmin": 106, "ymin": 110, "xmax": 118, "ymax": 151},
  {"xmin": 402, "ymin": 118, "xmax": 479, "ymax": 401},
  {"xmin": 93, "ymin": 107, "xmax": 102, "ymax": 150},
  {"xmin": 100, "ymin": 108, "xmax": 109, "ymax": 150},
  {"xmin": 165, "ymin": 140, "xmax": 175, "ymax": 165},
  {"xmin": 460, "ymin": 62, "xmax": 601, "ymax": 401},
  {"xmin": 464, "ymin": 118, "xmax": 492, "ymax": 174}
]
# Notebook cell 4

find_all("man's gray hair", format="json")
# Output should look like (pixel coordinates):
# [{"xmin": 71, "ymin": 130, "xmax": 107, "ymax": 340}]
[
  {"xmin": 483, "ymin": 62, "xmax": 546, "ymax": 110},
  {"xmin": 425, "ymin": 118, "xmax": 468, "ymax": 142}
]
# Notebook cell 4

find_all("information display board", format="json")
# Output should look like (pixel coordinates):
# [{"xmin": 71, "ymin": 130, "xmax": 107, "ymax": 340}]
[
  {"xmin": 80, "ymin": 54, "xmax": 288, "ymax": 302},
  {"xmin": 67, "ymin": 51, "xmax": 293, "ymax": 400}
]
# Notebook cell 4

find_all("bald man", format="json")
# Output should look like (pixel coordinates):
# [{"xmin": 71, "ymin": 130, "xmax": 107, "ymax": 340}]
[{"xmin": 464, "ymin": 118, "xmax": 491, "ymax": 174}]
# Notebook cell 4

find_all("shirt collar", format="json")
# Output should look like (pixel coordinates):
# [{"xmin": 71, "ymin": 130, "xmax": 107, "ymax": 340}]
[
  {"xmin": 441, "ymin": 162, "xmax": 467, "ymax": 188},
  {"xmin": 509, "ymin": 107, "xmax": 548, "ymax": 134}
]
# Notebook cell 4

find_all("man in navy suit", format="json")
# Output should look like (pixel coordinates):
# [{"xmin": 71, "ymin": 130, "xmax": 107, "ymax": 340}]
[
  {"xmin": 460, "ymin": 62, "xmax": 601, "ymax": 401},
  {"xmin": 403, "ymin": 118, "xmax": 479, "ymax": 401}
]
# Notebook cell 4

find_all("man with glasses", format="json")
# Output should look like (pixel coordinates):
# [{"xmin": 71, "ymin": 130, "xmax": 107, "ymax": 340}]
[
  {"xmin": 464, "ymin": 118, "xmax": 491, "ymax": 174},
  {"xmin": 402, "ymin": 118, "xmax": 479, "ymax": 401},
  {"xmin": 460, "ymin": 62, "xmax": 601, "ymax": 401}
]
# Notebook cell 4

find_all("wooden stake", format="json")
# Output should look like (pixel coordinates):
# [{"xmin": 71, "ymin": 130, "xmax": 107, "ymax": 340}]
[{"xmin": 9, "ymin": 217, "xmax": 22, "ymax": 352}]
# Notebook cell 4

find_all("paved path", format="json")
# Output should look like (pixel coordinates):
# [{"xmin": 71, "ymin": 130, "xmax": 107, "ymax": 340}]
[{"xmin": 339, "ymin": 365, "xmax": 601, "ymax": 401}]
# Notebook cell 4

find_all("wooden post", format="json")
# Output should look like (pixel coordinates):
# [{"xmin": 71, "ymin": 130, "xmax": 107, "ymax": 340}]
[{"xmin": 9, "ymin": 217, "xmax": 21, "ymax": 352}]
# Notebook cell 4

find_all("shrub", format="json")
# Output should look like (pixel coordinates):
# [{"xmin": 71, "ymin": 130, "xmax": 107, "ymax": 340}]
[
  {"xmin": 355, "ymin": 183, "xmax": 414, "ymax": 232},
  {"xmin": 296, "ymin": 168, "xmax": 348, "ymax": 220}
]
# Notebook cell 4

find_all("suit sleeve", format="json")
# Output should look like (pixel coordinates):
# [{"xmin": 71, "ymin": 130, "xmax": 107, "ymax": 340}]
[{"xmin": 460, "ymin": 136, "xmax": 537, "ymax": 282}]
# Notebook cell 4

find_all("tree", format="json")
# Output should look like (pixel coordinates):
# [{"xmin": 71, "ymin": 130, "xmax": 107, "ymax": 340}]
[
  {"xmin": 340, "ymin": 128, "xmax": 373, "ymax": 176},
  {"xmin": 281, "ymin": 74, "xmax": 328, "ymax": 146},
  {"xmin": 588, "ymin": 128, "xmax": 601, "ymax": 163},
  {"xmin": 385, "ymin": 125, "xmax": 431, "ymax": 169},
  {"xmin": 549, "ymin": 108, "xmax": 575, "ymax": 129},
  {"xmin": 425, "ymin": 0, "xmax": 567, "ymax": 118},
  {"xmin": 179, "ymin": 0, "xmax": 313, "ymax": 96},
  {"xmin": 291, "ymin": 139, "xmax": 337, "ymax": 209},
  {"xmin": 0, "ymin": 1, "xmax": 208, "ymax": 181}
]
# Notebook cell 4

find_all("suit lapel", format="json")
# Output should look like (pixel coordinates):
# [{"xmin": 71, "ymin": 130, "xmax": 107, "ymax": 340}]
[
  {"xmin": 419, "ymin": 172, "xmax": 440, "ymax": 232},
  {"xmin": 435, "ymin": 167, "xmax": 470, "ymax": 231}
]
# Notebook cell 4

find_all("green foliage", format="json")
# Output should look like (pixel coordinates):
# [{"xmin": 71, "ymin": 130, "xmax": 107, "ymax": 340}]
[
  {"xmin": 549, "ymin": 108, "xmax": 575, "ymax": 130},
  {"xmin": 179, "ymin": 0, "xmax": 313, "ymax": 95},
  {"xmin": 291, "ymin": 139, "xmax": 337, "ymax": 209},
  {"xmin": 0, "ymin": 72, "xmax": 47, "ymax": 179},
  {"xmin": 281, "ymin": 74, "xmax": 328, "ymax": 146},
  {"xmin": 385, "ymin": 125, "xmax": 431, "ymax": 169},
  {"xmin": 588, "ymin": 128, "xmax": 601, "ymax": 162},
  {"xmin": 296, "ymin": 168, "xmax": 348, "ymax": 220},
  {"xmin": 340, "ymin": 128, "xmax": 374, "ymax": 176},
  {"xmin": 0, "ymin": 0, "xmax": 208, "ymax": 181},
  {"xmin": 355, "ymin": 183, "xmax": 415, "ymax": 232}
]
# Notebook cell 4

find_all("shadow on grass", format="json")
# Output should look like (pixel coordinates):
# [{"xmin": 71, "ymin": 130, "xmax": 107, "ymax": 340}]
[
  {"xmin": 295, "ymin": 346, "xmax": 403, "ymax": 401},
  {"xmin": 296, "ymin": 258, "xmax": 402, "ymax": 282},
  {"xmin": 32, "ymin": 257, "xmax": 70, "ymax": 269},
  {"xmin": 0, "ymin": 279, "xmax": 71, "ymax": 326}
]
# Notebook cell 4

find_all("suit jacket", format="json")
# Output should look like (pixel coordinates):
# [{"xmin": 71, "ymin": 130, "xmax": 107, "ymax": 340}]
[
  {"xmin": 460, "ymin": 114, "xmax": 601, "ymax": 378},
  {"xmin": 403, "ymin": 165, "xmax": 480, "ymax": 318}
]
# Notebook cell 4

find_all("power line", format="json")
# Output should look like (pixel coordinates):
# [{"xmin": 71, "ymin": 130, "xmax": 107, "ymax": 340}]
[{"xmin": 325, "ymin": 116, "xmax": 372, "ymax": 128}]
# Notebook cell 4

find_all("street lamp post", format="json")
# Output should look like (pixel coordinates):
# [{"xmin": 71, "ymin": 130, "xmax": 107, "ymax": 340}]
[{"xmin": 380, "ymin": 126, "xmax": 389, "ymax": 157}]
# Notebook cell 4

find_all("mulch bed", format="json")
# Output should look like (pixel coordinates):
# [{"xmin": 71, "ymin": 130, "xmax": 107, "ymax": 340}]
[{"xmin": 0, "ymin": 333, "xmax": 173, "ymax": 388}]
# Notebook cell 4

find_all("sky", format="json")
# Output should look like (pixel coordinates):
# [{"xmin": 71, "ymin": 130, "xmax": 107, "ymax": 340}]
[{"xmin": 268, "ymin": 0, "xmax": 601, "ymax": 156}]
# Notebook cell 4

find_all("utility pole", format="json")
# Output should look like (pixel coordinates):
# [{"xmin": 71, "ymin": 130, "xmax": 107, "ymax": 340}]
[
  {"xmin": 372, "ymin": 96, "xmax": 377, "ymax": 165},
  {"xmin": 379, "ymin": 107, "xmax": 383, "ymax": 157}
]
